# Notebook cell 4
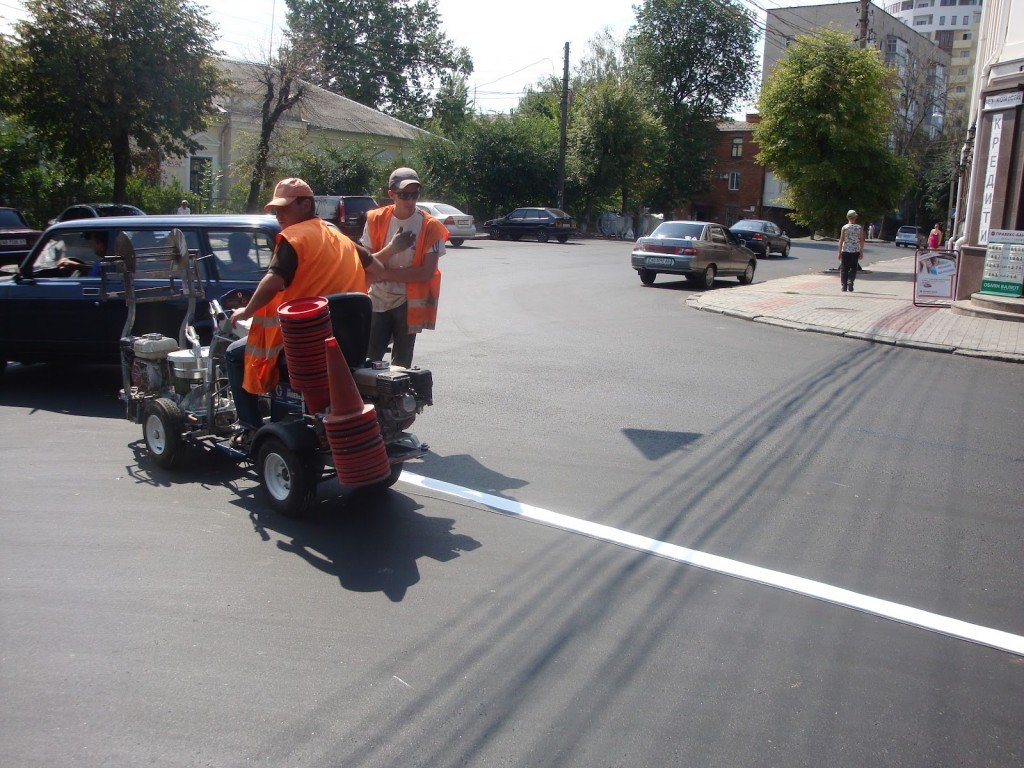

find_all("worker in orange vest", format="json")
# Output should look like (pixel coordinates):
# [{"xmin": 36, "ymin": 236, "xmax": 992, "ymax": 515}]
[
  {"xmin": 226, "ymin": 177, "xmax": 413, "ymax": 444},
  {"xmin": 361, "ymin": 167, "xmax": 448, "ymax": 368}
]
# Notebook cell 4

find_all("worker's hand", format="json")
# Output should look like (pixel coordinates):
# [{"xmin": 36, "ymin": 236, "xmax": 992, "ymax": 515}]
[
  {"xmin": 230, "ymin": 307, "xmax": 251, "ymax": 327},
  {"xmin": 388, "ymin": 227, "xmax": 416, "ymax": 254}
]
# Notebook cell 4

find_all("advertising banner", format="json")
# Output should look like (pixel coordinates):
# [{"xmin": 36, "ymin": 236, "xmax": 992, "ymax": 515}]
[{"xmin": 913, "ymin": 249, "xmax": 958, "ymax": 306}]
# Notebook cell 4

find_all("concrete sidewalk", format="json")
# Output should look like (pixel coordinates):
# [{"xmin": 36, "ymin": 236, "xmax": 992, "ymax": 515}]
[{"xmin": 686, "ymin": 255, "xmax": 1024, "ymax": 363}]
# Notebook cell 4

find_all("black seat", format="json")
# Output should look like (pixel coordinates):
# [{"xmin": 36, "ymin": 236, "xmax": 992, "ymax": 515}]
[{"xmin": 325, "ymin": 292, "xmax": 372, "ymax": 368}]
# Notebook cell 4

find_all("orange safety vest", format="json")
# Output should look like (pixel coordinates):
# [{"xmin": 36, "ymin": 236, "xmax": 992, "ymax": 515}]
[
  {"xmin": 366, "ymin": 205, "xmax": 447, "ymax": 333},
  {"xmin": 243, "ymin": 217, "xmax": 368, "ymax": 394}
]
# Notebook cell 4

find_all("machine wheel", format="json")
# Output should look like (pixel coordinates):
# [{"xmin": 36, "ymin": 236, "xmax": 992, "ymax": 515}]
[
  {"xmin": 537, "ymin": 230, "xmax": 549, "ymax": 243},
  {"xmin": 144, "ymin": 398, "xmax": 186, "ymax": 469},
  {"xmin": 738, "ymin": 261, "xmax": 755, "ymax": 285},
  {"xmin": 639, "ymin": 269, "xmax": 656, "ymax": 285},
  {"xmin": 257, "ymin": 438, "xmax": 319, "ymax": 518},
  {"xmin": 449, "ymin": 238, "xmax": 464, "ymax": 247},
  {"xmin": 556, "ymin": 235, "xmax": 569, "ymax": 243},
  {"xmin": 699, "ymin": 264, "xmax": 716, "ymax": 289}
]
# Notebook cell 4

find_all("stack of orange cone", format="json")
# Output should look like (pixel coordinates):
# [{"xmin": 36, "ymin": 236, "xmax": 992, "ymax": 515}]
[
  {"xmin": 323, "ymin": 336, "xmax": 391, "ymax": 486},
  {"xmin": 278, "ymin": 296, "xmax": 332, "ymax": 414}
]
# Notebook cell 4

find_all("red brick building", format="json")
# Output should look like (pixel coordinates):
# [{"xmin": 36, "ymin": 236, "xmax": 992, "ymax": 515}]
[{"xmin": 684, "ymin": 115, "xmax": 802, "ymax": 235}]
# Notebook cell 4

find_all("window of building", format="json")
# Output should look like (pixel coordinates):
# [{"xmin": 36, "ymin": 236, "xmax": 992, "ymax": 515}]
[
  {"xmin": 962, "ymin": 31, "xmax": 971, "ymax": 39},
  {"xmin": 957, "ymin": 0, "xmax": 972, "ymax": 5},
  {"xmin": 901, "ymin": 0, "xmax": 913, "ymax": 9},
  {"xmin": 940, "ymin": 0, "xmax": 955, "ymax": 5},
  {"xmin": 915, "ymin": 1, "xmax": 929, "ymax": 7},
  {"xmin": 960, "ymin": 49, "xmax": 970, "ymax": 57},
  {"xmin": 950, "ymin": 15, "xmax": 957, "ymax": 23},
  {"xmin": 914, "ymin": 14, "xmax": 932, "ymax": 25},
  {"xmin": 731, "ymin": 138, "xmax": 743, "ymax": 158},
  {"xmin": 955, "ymin": 85, "xmax": 966, "ymax": 93},
  {"xmin": 728, "ymin": 172, "xmax": 740, "ymax": 191}
]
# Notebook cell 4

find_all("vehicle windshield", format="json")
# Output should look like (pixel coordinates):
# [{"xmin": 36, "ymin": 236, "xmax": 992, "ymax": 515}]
[
  {"xmin": 731, "ymin": 220, "xmax": 765, "ymax": 230},
  {"xmin": 652, "ymin": 222, "xmax": 704, "ymax": 239}
]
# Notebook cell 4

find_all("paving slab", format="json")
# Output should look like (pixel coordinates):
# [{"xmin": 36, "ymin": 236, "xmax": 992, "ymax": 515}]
[{"xmin": 686, "ymin": 255, "xmax": 1024, "ymax": 363}]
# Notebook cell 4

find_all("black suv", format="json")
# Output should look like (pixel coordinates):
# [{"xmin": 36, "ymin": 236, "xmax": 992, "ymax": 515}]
[
  {"xmin": 313, "ymin": 195, "xmax": 379, "ymax": 240},
  {"xmin": 483, "ymin": 207, "xmax": 577, "ymax": 243}
]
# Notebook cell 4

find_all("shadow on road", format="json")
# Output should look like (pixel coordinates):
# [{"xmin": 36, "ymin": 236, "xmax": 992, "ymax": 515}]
[
  {"xmin": 249, "ymin": 490, "xmax": 482, "ymax": 602},
  {"xmin": 0, "ymin": 362, "xmax": 124, "ymax": 419}
]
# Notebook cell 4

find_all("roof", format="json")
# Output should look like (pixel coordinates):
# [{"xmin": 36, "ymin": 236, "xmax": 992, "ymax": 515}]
[
  {"xmin": 218, "ymin": 59, "xmax": 432, "ymax": 144},
  {"xmin": 44, "ymin": 214, "xmax": 280, "ymax": 235}
]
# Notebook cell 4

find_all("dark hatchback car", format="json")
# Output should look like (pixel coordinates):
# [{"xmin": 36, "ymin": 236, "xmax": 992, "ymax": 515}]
[
  {"xmin": 313, "ymin": 195, "xmax": 379, "ymax": 240},
  {"xmin": 0, "ymin": 207, "xmax": 43, "ymax": 267},
  {"xmin": 0, "ymin": 215, "xmax": 279, "ymax": 373},
  {"xmin": 728, "ymin": 219, "xmax": 791, "ymax": 258},
  {"xmin": 484, "ymin": 207, "xmax": 577, "ymax": 243},
  {"xmin": 50, "ymin": 202, "xmax": 146, "ymax": 224}
]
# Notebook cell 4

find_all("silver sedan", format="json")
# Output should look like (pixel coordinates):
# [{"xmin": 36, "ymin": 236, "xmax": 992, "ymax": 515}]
[
  {"xmin": 417, "ymin": 202, "xmax": 476, "ymax": 247},
  {"xmin": 631, "ymin": 221, "xmax": 757, "ymax": 288}
]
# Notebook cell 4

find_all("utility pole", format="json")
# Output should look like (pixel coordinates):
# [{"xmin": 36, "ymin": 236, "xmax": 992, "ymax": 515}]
[
  {"xmin": 557, "ymin": 42, "xmax": 569, "ymax": 211},
  {"xmin": 858, "ymin": 0, "xmax": 870, "ymax": 48}
]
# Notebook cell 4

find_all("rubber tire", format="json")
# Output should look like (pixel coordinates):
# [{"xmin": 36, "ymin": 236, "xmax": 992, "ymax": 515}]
[
  {"xmin": 699, "ymin": 264, "xmax": 716, "ymax": 290},
  {"xmin": 556, "ymin": 235, "xmax": 569, "ymax": 243},
  {"xmin": 449, "ymin": 238, "xmax": 464, "ymax": 247},
  {"xmin": 359, "ymin": 463, "xmax": 404, "ymax": 494},
  {"xmin": 537, "ymin": 230, "xmax": 549, "ymax": 243},
  {"xmin": 639, "ymin": 269, "xmax": 656, "ymax": 285},
  {"xmin": 258, "ymin": 438, "xmax": 318, "ymax": 518},
  {"xmin": 144, "ymin": 397, "xmax": 186, "ymax": 469},
  {"xmin": 781, "ymin": 243, "xmax": 790, "ymax": 258},
  {"xmin": 738, "ymin": 261, "xmax": 755, "ymax": 285}
]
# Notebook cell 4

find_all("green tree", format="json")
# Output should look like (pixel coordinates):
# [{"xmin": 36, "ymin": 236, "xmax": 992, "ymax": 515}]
[
  {"xmin": 4, "ymin": 0, "xmax": 223, "ymax": 202},
  {"xmin": 755, "ymin": 28, "xmax": 913, "ymax": 231},
  {"xmin": 569, "ymin": 79, "xmax": 663, "ymax": 225},
  {"xmin": 284, "ymin": 0, "xmax": 472, "ymax": 123},
  {"xmin": 628, "ymin": 0, "xmax": 758, "ymax": 208},
  {"xmin": 428, "ymin": 74, "xmax": 474, "ymax": 139}
]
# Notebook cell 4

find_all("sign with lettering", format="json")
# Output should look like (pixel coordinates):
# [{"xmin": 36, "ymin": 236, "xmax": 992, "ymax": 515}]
[
  {"xmin": 977, "ymin": 113, "xmax": 1003, "ymax": 246},
  {"xmin": 980, "ymin": 230, "xmax": 1024, "ymax": 297},
  {"xmin": 984, "ymin": 91, "xmax": 1024, "ymax": 111}
]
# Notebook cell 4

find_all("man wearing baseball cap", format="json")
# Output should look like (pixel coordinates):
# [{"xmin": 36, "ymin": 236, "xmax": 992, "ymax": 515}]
[
  {"xmin": 361, "ymin": 167, "xmax": 448, "ymax": 367},
  {"xmin": 837, "ymin": 209, "xmax": 865, "ymax": 292},
  {"xmin": 225, "ymin": 177, "xmax": 412, "ymax": 443}
]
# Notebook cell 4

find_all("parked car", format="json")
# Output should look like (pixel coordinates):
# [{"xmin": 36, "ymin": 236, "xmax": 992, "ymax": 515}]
[
  {"xmin": 631, "ymin": 220, "xmax": 756, "ymax": 288},
  {"xmin": 483, "ymin": 207, "xmax": 577, "ymax": 243},
  {"xmin": 416, "ymin": 202, "xmax": 475, "ymax": 246},
  {"xmin": 895, "ymin": 225, "xmax": 925, "ymax": 248},
  {"xmin": 0, "ymin": 215, "xmax": 281, "ymax": 373},
  {"xmin": 50, "ymin": 203, "xmax": 146, "ymax": 224},
  {"xmin": 728, "ymin": 219, "xmax": 791, "ymax": 258},
  {"xmin": 0, "ymin": 207, "xmax": 43, "ymax": 267},
  {"xmin": 313, "ymin": 195, "xmax": 379, "ymax": 240}
]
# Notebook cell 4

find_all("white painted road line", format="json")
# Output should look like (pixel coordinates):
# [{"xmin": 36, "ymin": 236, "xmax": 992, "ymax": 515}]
[{"xmin": 400, "ymin": 472, "xmax": 1024, "ymax": 658}]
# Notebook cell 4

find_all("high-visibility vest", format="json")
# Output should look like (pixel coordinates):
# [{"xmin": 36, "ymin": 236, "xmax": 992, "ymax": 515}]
[
  {"xmin": 366, "ymin": 205, "xmax": 447, "ymax": 333},
  {"xmin": 242, "ymin": 218, "xmax": 367, "ymax": 394}
]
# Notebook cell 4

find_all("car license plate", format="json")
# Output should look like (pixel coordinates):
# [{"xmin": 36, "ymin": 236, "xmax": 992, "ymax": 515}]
[
  {"xmin": 0, "ymin": 238, "xmax": 27, "ymax": 246},
  {"xmin": 646, "ymin": 256, "xmax": 674, "ymax": 267}
]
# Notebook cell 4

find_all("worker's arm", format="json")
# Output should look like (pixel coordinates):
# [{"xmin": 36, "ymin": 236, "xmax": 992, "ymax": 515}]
[{"xmin": 231, "ymin": 271, "xmax": 286, "ymax": 325}]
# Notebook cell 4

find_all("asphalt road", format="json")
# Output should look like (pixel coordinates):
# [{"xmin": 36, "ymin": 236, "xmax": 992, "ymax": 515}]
[{"xmin": 1, "ymin": 236, "xmax": 1022, "ymax": 767}]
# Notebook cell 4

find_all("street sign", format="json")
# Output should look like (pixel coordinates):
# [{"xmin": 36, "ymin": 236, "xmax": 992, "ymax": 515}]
[{"xmin": 980, "ymin": 230, "xmax": 1024, "ymax": 297}]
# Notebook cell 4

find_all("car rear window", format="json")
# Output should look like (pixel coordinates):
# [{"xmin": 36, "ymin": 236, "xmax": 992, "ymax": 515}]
[
  {"xmin": 732, "ymin": 220, "xmax": 765, "ymax": 230},
  {"xmin": 548, "ymin": 209, "xmax": 569, "ymax": 218},
  {"xmin": 343, "ymin": 197, "xmax": 378, "ymax": 215},
  {"xmin": 653, "ymin": 222, "xmax": 704, "ymax": 239},
  {"xmin": 432, "ymin": 204, "xmax": 463, "ymax": 216},
  {"xmin": 99, "ymin": 206, "xmax": 142, "ymax": 217},
  {"xmin": 0, "ymin": 209, "xmax": 27, "ymax": 227},
  {"xmin": 898, "ymin": 227, "xmax": 919, "ymax": 234}
]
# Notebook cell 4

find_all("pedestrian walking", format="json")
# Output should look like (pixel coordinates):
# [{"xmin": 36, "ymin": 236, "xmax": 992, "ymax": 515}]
[
  {"xmin": 837, "ymin": 209, "xmax": 864, "ymax": 292},
  {"xmin": 928, "ymin": 222, "xmax": 943, "ymax": 250}
]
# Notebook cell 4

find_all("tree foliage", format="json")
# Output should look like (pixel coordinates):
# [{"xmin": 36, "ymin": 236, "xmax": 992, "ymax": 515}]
[
  {"xmin": 755, "ymin": 28, "xmax": 913, "ymax": 231},
  {"xmin": 3, "ymin": 0, "xmax": 223, "ymax": 202},
  {"xmin": 628, "ymin": 0, "xmax": 758, "ymax": 206},
  {"xmin": 284, "ymin": 0, "xmax": 472, "ymax": 123}
]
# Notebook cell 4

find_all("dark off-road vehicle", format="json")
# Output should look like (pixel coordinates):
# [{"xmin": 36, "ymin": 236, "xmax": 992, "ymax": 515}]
[{"xmin": 313, "ymin": 195, "xmax": 379, "ymax": 241}]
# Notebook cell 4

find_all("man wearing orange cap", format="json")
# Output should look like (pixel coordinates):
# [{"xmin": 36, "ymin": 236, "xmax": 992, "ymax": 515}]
[{"xmin": 226, "ymin": 177, "xmax": 413, "ymax": 443}]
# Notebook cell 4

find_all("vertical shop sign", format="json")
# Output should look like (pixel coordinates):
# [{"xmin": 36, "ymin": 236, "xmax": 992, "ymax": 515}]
[{"xmin": 977, "ymin": 113, "xmax": 1003, "ymax": 247}]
